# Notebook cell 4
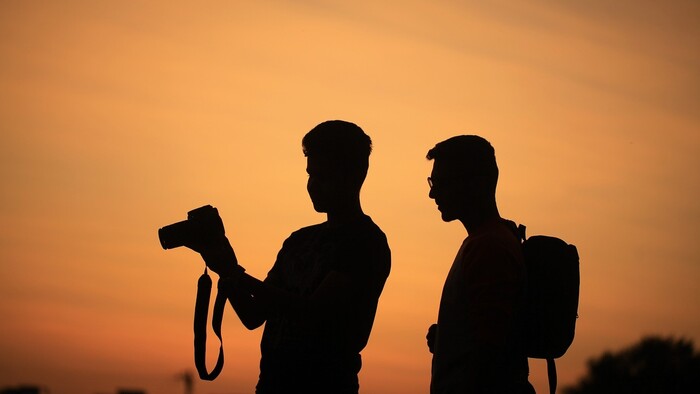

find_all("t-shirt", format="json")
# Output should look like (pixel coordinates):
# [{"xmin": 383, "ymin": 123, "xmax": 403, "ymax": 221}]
[
  {"xmin": 431, "ymin": 218, "xmax": 527, "ymax": 394},
  {"xmin": 256, "ymin": 215, "xmax": 391, "ymax": 393}
]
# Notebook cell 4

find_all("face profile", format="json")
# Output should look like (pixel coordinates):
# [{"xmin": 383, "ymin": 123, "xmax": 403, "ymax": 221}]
[
  {"xmin": 428, "ymin": 160, "xmax": 477, "ymax": 223},
  {"xmin": 426, "ymin": 135, "xmax": 499, "ymax": 229},
  {"xmin": 428, "ymin": 162, "xmax": 460, "ymax": 223},
  {"xmin": 306, "ymin": 155, "xmax": 338, "ymax": 213}
]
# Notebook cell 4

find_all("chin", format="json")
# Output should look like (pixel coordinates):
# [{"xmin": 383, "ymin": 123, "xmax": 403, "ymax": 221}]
[
  {"xmin": 441, "ymin": 213, "xmax": 458, "ymax": 222},
  {"xmin": 438, "ymin": 209, "xmax": 457, "ymax": 222}
]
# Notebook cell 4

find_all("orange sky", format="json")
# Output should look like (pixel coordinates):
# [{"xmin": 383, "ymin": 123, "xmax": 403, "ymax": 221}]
[{"xmin": 1, "ymin": 1, "xmax": 699, "ymax": 393}]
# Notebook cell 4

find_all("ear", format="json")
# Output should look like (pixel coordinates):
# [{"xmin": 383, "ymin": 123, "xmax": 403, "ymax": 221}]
[{"xmin": 470, "ymin": 175, "xmax": 496, "ymax": 199}]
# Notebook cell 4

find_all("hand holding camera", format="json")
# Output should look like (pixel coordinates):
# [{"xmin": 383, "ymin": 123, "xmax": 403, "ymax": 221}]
[
  {"xmin": 159, "ymin": 205, "xmax": 244, "ymax": 380},
  {"xmin": 159, "ymin": 205, "xmax": 240, "ymax": 277}
]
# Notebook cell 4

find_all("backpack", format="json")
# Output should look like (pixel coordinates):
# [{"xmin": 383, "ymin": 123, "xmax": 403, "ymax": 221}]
[{"xmin": 516, "ymin": 224, "xmax": 580, "ymax": 394}]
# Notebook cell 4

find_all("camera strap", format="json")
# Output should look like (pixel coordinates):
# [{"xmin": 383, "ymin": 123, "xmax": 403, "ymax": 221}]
[{"xmin": 193, "ymin": 267, "xmax": 226, "ymax": 380}]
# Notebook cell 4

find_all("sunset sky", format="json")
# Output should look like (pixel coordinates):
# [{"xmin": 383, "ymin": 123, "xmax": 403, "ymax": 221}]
[{"xmin": 1, "ymin": 1, "xmax": 699, "ymax": 393}]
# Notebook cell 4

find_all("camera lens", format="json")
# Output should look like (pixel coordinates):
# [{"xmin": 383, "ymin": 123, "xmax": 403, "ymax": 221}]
[{"xmin": 158, "ymin": 220, "xmax": 192, "ymax": 249}]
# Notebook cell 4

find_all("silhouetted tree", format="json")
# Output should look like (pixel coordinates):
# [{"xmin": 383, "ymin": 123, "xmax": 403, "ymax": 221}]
[
  {"xmin": 0, "ymin": 386, "xmax": 47, "ymax": 394},
  {"xmin": 563, "ymin": 336, "xmax": 700, "ymax": 394}
]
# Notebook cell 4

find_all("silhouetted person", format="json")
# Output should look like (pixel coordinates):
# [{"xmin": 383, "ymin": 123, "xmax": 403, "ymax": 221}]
[
  {"xmin": 190, "ymin": 120, "xmax": 391, "ymax": 394},
  {"xmin": 425, "ymin": 136, "xmax": 534, "ymax": 394}
]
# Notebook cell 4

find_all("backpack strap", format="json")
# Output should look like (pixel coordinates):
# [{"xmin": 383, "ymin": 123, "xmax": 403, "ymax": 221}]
[
  {"xmin": 547, "ymin": 358, "xmax": 558, "ymax": 394},
  {"xmin": 517, "ymin": 224, "xmax": 527, "ymax": 242},
  {"xmin": 502, "ymin": 219, "xmax": 527, "ymax": 242}
]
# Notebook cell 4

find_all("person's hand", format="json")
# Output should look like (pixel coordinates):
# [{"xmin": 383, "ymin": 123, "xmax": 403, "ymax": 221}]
[
  {"xmin": 217, "ymin": 263, "xmax": 246, "ymax": 293},
  {"xmin": 180, "ymin": 205, "xmax": 227, "ymax": 254},
  {"xmin": 427, "ymin": 323, "xmax": 438, "ymax": 354},
  {"xmin": 180, "ymin": 205, "xmax": 239, "ymax": 276},
  {"xmin": 199, "ymin": 236, "xmax": 240, "ymax": 277}
]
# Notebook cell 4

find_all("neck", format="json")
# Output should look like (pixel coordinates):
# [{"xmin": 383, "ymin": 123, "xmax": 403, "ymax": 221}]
[
  {"xmin": 326, "ymin": 198, "xmax": 364, "ymax": 227},
  {"xmin": 460, "ymin": 201, "xmax": 500, "ymax": 235}
]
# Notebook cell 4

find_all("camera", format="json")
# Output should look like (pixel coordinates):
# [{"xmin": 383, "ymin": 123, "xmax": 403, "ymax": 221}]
[{"xmin": 158, "ymin": 205, "xmax": 225, "ymax": 250}]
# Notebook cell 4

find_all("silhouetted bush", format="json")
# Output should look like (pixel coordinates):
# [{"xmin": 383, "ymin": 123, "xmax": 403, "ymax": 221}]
[{"xmin": 563, "ymin": 336, "xmax": 700, "ymax": 394}]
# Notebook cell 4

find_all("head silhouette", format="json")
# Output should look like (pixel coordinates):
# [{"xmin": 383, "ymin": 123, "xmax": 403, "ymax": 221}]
[
  {"xmin": 302, "ymin": 120, "xmax": 372, "ymax": 214},
  {"xmin": 427, "ymin": 135, "xmax": 499, "ymax": 227}
]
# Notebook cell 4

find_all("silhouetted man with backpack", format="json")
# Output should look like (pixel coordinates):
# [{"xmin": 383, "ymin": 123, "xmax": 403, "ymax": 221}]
[{"xmin": 425, "ymin": 135, "xmax": 535, "ymax": 394}]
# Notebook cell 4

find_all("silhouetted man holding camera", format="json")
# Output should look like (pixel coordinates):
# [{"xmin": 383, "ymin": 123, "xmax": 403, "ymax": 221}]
[
  {"xmin": 425, "ymin": 136, "xmax": 534, "ymax": 394},
  {"xmin": 186, "ymin": 120, "xmax": 391, "ymax": 393}
]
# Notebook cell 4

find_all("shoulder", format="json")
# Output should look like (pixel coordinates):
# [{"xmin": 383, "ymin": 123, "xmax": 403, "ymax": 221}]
[
  {"xmin": 471, "ymin": 219, "xmax": 519, "ymax": 247},
  {"xmin": 464, "ymin": 220, "xmax": 523, "ymax": 264},
  {"xmin": 285, "ymin": 222, "xmax": 325, "ymax": 242},
  {"xmin": 335, "ymin": 216, "xmax": 391, "ymax": 275},
  {"xmin": 348, "ymin": 217, "xmax": 391, "ymax": 262},
  {"xmin": 356, "ymin": 216, "xmax": 389, "ymax": 244},
  {"xmin": 273, "ymin": 223, "xmax": 326, "ymax": 257}
]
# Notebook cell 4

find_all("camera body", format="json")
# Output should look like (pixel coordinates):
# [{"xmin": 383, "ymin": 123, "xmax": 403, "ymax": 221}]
[{"xmin": 158, "ymin": 205, "xmax": 225, "ymax": 250}]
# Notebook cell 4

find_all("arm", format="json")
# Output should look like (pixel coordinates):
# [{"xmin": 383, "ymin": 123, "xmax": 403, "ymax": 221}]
[
  {"xmin": 198, "ymin": 242, "xmax": 268, "ymax": 330},
  {"xmin": 226, "ymin": 279, "xmax": 267, "ymax": 330},
  {"xmin": 178, "ymin": 207, "xmax": 315, "ymax": 330},
  {"xmin": 228, "ymin": 268, "xmax": 370, "ymax": 330},
  {"xmin": 203, "ymin": 239, "xmax": 380, "ymax": 332}
]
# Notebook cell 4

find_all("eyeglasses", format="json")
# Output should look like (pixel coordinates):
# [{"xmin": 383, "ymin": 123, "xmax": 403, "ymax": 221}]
[{"xmin": 428, "ymin": 176, "xmax": 463, "ymax": 188}]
